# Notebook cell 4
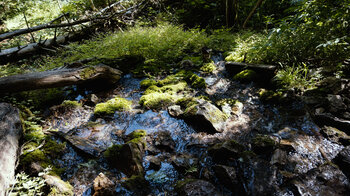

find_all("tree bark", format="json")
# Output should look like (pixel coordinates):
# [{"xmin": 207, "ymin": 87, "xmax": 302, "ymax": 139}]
[
  {"xmin": 0, "ymin": 65, "xmax": 122, "ymax": 94},
  {"xmin": 242, "ymin": 0, "xmax": 264, "ymax": 29},
  {"xmin": 0, "ymin": 103, "xmax": 22, "ymax": 196}
]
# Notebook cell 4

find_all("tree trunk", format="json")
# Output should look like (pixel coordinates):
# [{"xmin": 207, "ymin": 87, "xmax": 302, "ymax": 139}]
[
  {"xmin": 242, "ymin": 0, "xmax": 264, "ymax": 29},
  {"xmin": 0, "ymin": 103, "xmax": 22, "ymax": 196},
  {"xmin": 0, "ymin": 65, "xmax": 122, "ymax": 94}
]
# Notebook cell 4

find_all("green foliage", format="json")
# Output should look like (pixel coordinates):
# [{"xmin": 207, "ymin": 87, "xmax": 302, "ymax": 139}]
[
  {"xmin": 50, "ymin": 23, "xmax": 208, "ymax": 76},
  {"xmin": 94, "ymin": 97, "xmax": 132, "ymax": 115},
  {"xmin": 8, "ymin": 168, "xmax": 51, "ymax": 196},
  {"xmin": 273, "ymin": 64, "xmax": 321, "ymax": 91}
]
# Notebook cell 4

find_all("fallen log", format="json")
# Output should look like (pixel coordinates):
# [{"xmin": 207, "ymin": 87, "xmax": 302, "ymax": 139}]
[
  {"xmin": 0, "ymin": 64, "xmax": 122, "ymax": 94},
  {"xmin": 0, "ymin": 103, "xmax": 22, "ymax": 196}
]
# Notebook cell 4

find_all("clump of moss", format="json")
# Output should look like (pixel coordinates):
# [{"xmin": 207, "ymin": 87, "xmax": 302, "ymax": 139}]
[
  {"xmin": 126, "ymin": 129, "xmax": 147, "ymax": 147},
  {"xmin": 140, "ymin": 79, "xmax": 157, "ymax": 89},
  {"xmin": 233, "ymin": 69, "xmax": 257, "ymax": 82},
  {"xmin": 104, "ymin": 144, "xmax": 123, "ymax": 161},
  {"xmin": 139, "ymin": 82, "xmax": 188, "ymax": 110},
  {"xmin": 200, "ymin": 61, "xmax": 216, "ymax": 74},
  {"xmin": 60, "ymin": 100, "xmax": 81, "ymax": 108},
  {"xmin": 176, "ymin": 97, "xmax": 198, "ymax": 109},
  {"xmin": 79, "ymin": 67, "xmax": 96, "ymax": 79},
  {"xmin": 258, "ymin": 89, "xmax": 284, "ymax": 103},
  {"xmin": 43, "ymin": 139, "xmax": 66, "ymax": 159},
  {"xmin": 94, "ymin": 97, "xmax": 132, "ymax": 115},
  {"xmin": 189, "ymin": 73, "xmax": 206, "ymax": 89}
]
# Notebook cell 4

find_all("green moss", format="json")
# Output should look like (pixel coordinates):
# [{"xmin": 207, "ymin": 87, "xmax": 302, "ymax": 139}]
[
  {"xmin": 200, "ymin": 61, "xmax": 216, "ymax": 74},
  {"xmin": 43, "ymin": 139, "xmax": 66, "ymax": 158},
  {"xmin": 60, "ymin": 100, "xmax": 81, "ymax": 108},
  {"xmin": 104, "ymin": 144, "xmax": 123, "ymax": 161},
  {"xmin": 79, "ymin": 67, "xmax": 96, "ymax": 79},
  {"xmin": 128, "ymin": 129, "xmax": 147, "ymax": 139},
  {"xmin": 47, "ymin": 177, "xmax": 74, "ymax": 196},
  {"xmin": 240, "ymin": 151, "xmax": 257, "ymax": 161},
  {"xmin": 233, "ymin": 69, "xmax": 257, "ymax": 82},
  {"xmin": 258, "ymin": 89, "xmax": 284, "ymax": 103},
  {"xmin": 139, "ymin": 82, "xmax": 188, "ymax": 110},
  {"xmin": 189, "ymin": 74, "xmax": 206, "ymax": 88},
  {"xmin": 23, "ymin": 129, "xmax": 45, "ymax": 143},
  {"xmin": 139, "ymin": 92, "xmax": 176, "ymax": 109},
  {"xmin": 252, "ymin": 135, "xmax": 276, "ymax": 149},
  {"xmin": 94, "ymin": 97, "xmax": 132, "ymax": 115},
  {"xmin": 140, "ymin": 79, "xmax": 157, "ymax": 89},
  {"xmin": 21, "ymin": 149, "xmax": 47, "ymax": 166},
  {"xmin": 176, "ymin": 97, "xmax": 198, "ymax": 109}
]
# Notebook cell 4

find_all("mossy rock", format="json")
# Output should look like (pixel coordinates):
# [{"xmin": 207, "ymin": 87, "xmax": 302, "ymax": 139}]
[
  {"xmin": 121, "ymin": 175, "xmax": 150, "ymax": 194},
  {"xmin": 216, "ymin": 98, "xmax": 240, "ymax": 107},
  {"xmin": 94, "ymin": 97, "xmax": 132, "ymax": 115},
  {"xmin": 258, "ymin": 89, "xmax": 284, "ymax": 103},
  {"xmin": 126, "ymin": 129, "xmax": 147, "ymax": 148},
  {"xmin": 208, "ymin": 140, "xmax": 245, "ymax": 163},
  {"xmin": 200, "ymin": 61, "xmax": 216, "ymax": 74},
  {"xmin": 60, "ymin": 100, "xmax": 81, "ymax": 108},
  {"xmin": 189, "ymin": 73, "xmax": 206, "ymax": 88},
  {"xmin": 251, "ymin": 135, "xmax": 277, "ymax": 155},
  {"xmin": 174, "ymin": 178, "xmax": 196, "ymax": 191},
  {"xmin": 233, "ymin": 69, "xmax": 257, "ymax": 82},
  {"xmin": 225, "ymin": 52, "xmax": 244, "ymax": 62},
  {"xmin": 139, "ymin": 82, "xmax": 188, "ymax": 110},
  {"xmin": 140, "ymin": 79, "xmax": 157, "ymax": 89}
]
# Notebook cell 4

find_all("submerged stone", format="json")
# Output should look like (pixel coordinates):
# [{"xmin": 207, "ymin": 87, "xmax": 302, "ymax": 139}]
[{"xmin": 175, "ymin": 179, "xmax": 218, "ymax": 196}]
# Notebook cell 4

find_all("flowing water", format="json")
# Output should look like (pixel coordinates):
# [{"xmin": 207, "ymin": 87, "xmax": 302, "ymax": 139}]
[{"xmin": 44, "ymin": 53, "xmax": 348, "ymax": 195}]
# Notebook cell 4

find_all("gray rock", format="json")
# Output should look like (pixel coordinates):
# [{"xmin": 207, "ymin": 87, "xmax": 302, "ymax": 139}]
[
  {"xmin": 0, "ymin": 103, "xmax": 22, "ymax": 196},
  {"xmin": 93, "ymin": 173, "xmax": 115, "ymax": 196},
  {"xmin": 168, "ymin": 105, "xmax": 184, "ymax": 117}
]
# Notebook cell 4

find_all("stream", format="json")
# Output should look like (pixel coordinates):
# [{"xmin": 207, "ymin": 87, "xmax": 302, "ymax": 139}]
[{"xmin": 43, "ymin": 53, "xmax": 349, "ymax": 195}]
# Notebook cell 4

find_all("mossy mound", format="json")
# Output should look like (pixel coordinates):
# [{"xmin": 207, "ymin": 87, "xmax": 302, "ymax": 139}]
[
  {"xmin": 140, "ymin": 79, "xmax": 157, "ymax": 89},
  {"xmin": 233, "ymin": 69, "xmax": 257, "ymax": 82},
  {"xmin": 139, "ymin": 81, "xmax": 188, "ymax": 110},
  {"xmin": 258, "ymin": 89, "xmax": 285, "ymax": 103},
  {"xmin": 94, "ymin": 97, "xmax": 132, "ymax": 115},
  {"xmin": 251, "ymin": 135, "xmax": 277, "ymax": 154},
  {"xmin": 200, "ymin": 61, "xmax": 216, "ymax": 74}
]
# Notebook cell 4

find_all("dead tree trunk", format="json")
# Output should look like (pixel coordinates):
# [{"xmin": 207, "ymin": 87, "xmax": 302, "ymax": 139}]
[
  {"xmin": 0, "ymin": 103, "xmax": 22, "ymax": 196},
  {"xmin": 243, "ymin": 0, "xmax": 264, "ymax": 29},
  {"xmin": 0, "ymin": 65, "xmax": 122, "ymax": 94}
]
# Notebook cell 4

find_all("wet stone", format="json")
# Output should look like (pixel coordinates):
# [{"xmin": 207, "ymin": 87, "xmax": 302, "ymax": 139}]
[
  {"xmin": 93, "ymin": 173, "xmax": 115, "ymax": 196},
  {"xmin": 171, "ymin": 154, "xmax": 199, "ymax": 173},
  {"xmin": 208, "ymin": 140, "xmax": 245, "ymax": 164},
  {"xmin": 150, "ymin": 131, "xmax": 176, "ymax": 153},
  {"xmin": 213, "ymin": 165, "xmax": 241, "ymax": 192},
  {"xmin": 333, "ymin": 146, "xmax": 350, "ymax": 179},
  {"xmin": 291, "ymin": 164, "xmax": 350, "ymax": 196},
  {"xmin": 321, "ymin": 126, "xmax": 350, "ymax": 145},
  {"xmin": 175, "ymin": 179, "xmax": 219, "ymax": 196}
]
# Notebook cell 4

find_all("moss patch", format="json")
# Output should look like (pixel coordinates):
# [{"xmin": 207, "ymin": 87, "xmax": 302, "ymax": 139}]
[
  {"xmin": 258, "ymin": 89, "xmax": 284, "ymax": 103},
  {"xmin": 233, "ymin": 69, "xmax": 257, "ymax": 82},
  {"xmin": 79, "ymin": 67, "xmax": 96, "ymax": 79},
  {"xmin": 94, "ymin": 97, "xmax": 132, "ymax": 115},
  {"xmin": 60, "ymin": 100, "xmax": 81, "ymax": 108},
  {"xmin": 200, "ymin": 61, "xmax": 216, "ymax": 74},
  {"xmin": 139, "ymin": 82, "xmax": 188, "ymax": 110},
  {"xmin": 140, "ymin": 79, "xmax": 157, "ymax": 89}
]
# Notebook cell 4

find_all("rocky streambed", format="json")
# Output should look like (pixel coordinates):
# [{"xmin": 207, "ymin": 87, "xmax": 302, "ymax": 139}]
[{"xmin": 9, "ymin": 53, "xmax": 350, "ymax": 195}]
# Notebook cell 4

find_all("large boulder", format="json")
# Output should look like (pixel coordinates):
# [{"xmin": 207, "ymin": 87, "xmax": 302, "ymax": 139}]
[{"xmin": 0, "ymin": 103, "xmax": 22, "ymax": 196}]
